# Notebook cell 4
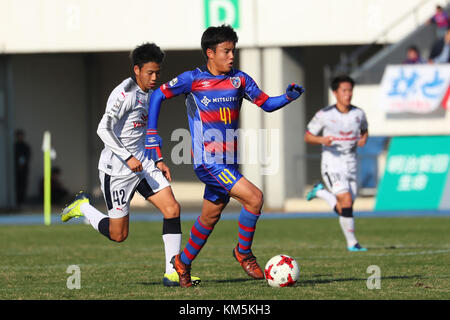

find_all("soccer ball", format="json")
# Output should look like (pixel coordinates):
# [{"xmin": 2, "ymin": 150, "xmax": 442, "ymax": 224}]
[{"xmin": 264, "ymin": 254, "xmax": 300, "ymax": 287}]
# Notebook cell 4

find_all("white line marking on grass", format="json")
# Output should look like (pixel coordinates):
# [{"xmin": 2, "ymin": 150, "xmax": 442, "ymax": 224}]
[{"xmin": 308, "ymin": 249, "xmax": 450, "ymax": 260}]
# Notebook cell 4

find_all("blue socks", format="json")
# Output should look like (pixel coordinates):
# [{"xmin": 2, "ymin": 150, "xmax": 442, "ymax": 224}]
[{"xmin": 237, "ymin": 207, "xmax": 261, "ymax": 254}]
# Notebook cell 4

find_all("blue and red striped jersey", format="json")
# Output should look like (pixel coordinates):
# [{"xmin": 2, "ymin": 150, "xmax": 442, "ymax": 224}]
[{"xmin": 157, "ymin": 65, "xmax": 269, "ymax": 166}]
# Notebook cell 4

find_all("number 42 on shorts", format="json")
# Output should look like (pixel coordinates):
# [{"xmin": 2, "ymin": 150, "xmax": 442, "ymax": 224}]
[{"xmin": 112, "ymin": 189, "xmax": 126, "ymax": 206}]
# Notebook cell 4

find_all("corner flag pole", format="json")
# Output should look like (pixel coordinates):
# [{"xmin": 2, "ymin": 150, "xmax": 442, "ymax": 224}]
[{"xmin": 43, "ymin": 131, "xmax": 51, "ymax": 226}]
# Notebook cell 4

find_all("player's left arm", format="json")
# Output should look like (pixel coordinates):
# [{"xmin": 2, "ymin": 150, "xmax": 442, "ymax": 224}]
[
  {"xmin": 357, "ymin": 111, "xmax": 369, "ymax": 147},
  {"xmin": 259, "ymin": 83, "xmax": 305, "ymax": 112},
  {"xmin": 358, "ymin": 129, "xmax": 369, "ymax": 147},
  {"xmin": 156, "ymin": 160, "xmax": 172, "ymax": 182},
  {"xmin": 243, "ymin": 73, "xmax": 304, "ymax": 112}
]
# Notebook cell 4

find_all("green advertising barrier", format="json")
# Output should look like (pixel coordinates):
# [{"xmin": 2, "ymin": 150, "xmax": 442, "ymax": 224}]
[{"xmin": 375, "ymin": 136, "xmax": 450, "ymax": 211}]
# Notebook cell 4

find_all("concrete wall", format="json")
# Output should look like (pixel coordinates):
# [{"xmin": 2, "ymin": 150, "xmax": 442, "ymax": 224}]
[
  {"xmin": 0, "ymin": 0, "xmax": 443, "ymax": 53},
  {"xmin": 0, "ymin": 57, "xmax": 15, "ymax": 208}
]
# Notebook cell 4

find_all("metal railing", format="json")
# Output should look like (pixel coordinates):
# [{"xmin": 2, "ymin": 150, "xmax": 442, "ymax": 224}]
[{"xmin": 328, "ymin": 0, "xmax": 439, "ymax": 78}]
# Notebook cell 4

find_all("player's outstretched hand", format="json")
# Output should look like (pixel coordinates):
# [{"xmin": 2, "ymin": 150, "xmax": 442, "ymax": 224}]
[
  {"xmin": 286, "ymin": 83, "xmax": 305, "ymax": 101},
  {"xmin": 145, "ymin": 130, "xmax": 163, "ymax": 162}
]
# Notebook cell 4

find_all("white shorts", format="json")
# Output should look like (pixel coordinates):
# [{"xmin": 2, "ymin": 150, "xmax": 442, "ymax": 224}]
[
  {"xmin": 99, "ymin": 161, "xmax": 170, "ymax": 219},
  {"xmin": 321, "ymin": 153, "xmax": 358, "ymax": 200}
]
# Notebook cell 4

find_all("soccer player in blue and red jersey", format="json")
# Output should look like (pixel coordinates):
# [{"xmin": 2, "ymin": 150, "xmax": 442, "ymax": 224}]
[{"xmin": 145, "ymin": 25, "xmax": 304, "ymax": 287}]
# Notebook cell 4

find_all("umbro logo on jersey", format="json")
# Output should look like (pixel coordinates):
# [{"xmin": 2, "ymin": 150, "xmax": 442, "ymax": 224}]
[
  {"xmin": 230, "ymin": 77, "xmax": 241, "ymax": 88},
  {"xmin": 169, "ymin": 77, "xmax": 178, "ymax": 87},
  {"xmin": 201, "ymin": 96, "xmax": 211, "ymax": 106},
  {"xmin": 200, "ymin": 81, "xmax": 211, "ymax": 88}
]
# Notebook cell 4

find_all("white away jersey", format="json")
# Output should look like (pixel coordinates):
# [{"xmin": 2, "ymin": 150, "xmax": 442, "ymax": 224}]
[
  {"xmin": 306, "ymin": 105, "xmax": 368, "ymax": 157},
  {"xmin": 97, "ymin": 77, "xmax": 151, "ymax": 176}
]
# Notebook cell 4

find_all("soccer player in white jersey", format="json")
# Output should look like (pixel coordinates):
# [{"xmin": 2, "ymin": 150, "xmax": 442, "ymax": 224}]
[
  {"xmin": 60, "ymin": 43, "xmax": 200, "ymax": 286},
  {"xmin": 304, "ymin": 75, "xmax": 368, "ymax": 252}
]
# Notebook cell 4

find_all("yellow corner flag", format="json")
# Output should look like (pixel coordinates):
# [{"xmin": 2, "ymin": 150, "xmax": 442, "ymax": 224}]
[{"xmin": 42, "ymin": 131, "xmax": 51, "ymax": 226}]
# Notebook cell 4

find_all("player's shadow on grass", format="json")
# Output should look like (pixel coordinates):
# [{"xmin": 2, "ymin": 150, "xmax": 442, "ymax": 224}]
[
  {"xmin": 137, "ymin": 278, "xmax": 255, "ymax": 287},
  {"xmin": 137, "ymin": 281, "xmax": 162, "ymax": 286},
  {"xmin": 299, "ymin": 274, "xmax": 422, "ymax": 287},
  {"xmin": 208, "ymin": 277, "xmax": 256, "ymax": 284},
  {"xmin": 136, "ymin": 275, "xmax": 423, "ymax": 287}
]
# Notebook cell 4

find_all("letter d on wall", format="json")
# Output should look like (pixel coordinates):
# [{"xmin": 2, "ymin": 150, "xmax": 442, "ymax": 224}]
[{"xmin": 204, "ymin": 0, "xmax": 240, "ymax": 28}]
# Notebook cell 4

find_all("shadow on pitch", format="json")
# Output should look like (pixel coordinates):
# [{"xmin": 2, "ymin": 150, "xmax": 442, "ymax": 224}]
[
  {"xmin": 136, "ymin": 277, "xmax": 255, "ymax": 287},
  {"xmin": 136, "ymin": 274, "xmax": 423, "ymax": 287},
  {"xmin": 137, "ymin": 281, "xmax": 162, "ymax": 286},
  {"xmin": 299, "ymin": 274, "xmax": 423, "ymax": 287},
  {"xmin": 207, "ymin": 277, "xmax": 256, "ymax": 284}
]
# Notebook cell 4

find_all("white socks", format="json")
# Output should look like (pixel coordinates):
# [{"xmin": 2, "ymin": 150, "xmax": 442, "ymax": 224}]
[
  {"xmin": 162, "ymin": 233, "xmax": 182, "ymax": 274},
  {"xmin": 313, "ymin": 189, "xmax": 359, "ymax": 248},
  {"xmin": 316, "ymin": 189, "xmax": 337, "ymax": 209},
  {"xmin": 339, "ymin": 216, "xmax": 358, "ymax": 248},
  {"xmin": 80, "ymin": 202, "xmax": 108, "ymax": 231}
]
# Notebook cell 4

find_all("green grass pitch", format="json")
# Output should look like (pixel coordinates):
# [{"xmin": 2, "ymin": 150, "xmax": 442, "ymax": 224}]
[{"xmin": 1, "ymin": 216, "xmax": 449, "ymax": 300}]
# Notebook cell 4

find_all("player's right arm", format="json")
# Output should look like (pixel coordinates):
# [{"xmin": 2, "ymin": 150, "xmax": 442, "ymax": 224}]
[
  {"xmin": 145, "ymin": 71, "xmax": 193, "ymax": 162},
  {"xmin": 357, "ymin": 110, "xmax": 369, "ymax": 147},
  {"xmin": 304, "ymin": 131, "xmax": 333, "ymax": 146},
  {"xmin": 304, "ymin": 110, "xmax": 333, "ymax": 146}
]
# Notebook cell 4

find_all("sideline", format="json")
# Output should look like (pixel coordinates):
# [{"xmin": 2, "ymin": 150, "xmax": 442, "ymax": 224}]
[{"xmin": 1, "ymin": 210, "xmax": 450, "ymax": 226}]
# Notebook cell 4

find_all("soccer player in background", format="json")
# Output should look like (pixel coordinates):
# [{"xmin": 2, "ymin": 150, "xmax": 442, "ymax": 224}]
[
  {"xmin": 60, "ymin": 43, "xmax": 200, "ymax": 287},
  {"xmin": 145, "ymin": 25, "xmax": 304, "ymax": 287},
  {"xmin": 304, "ymin": 75, "xmax": 368, "ymax": 252}
]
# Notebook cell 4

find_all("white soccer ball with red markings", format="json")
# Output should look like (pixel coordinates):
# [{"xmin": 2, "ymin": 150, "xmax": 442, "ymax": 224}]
[{"xmin": 264, "ymin": 254, "xmax": 300, "ymax": 287}]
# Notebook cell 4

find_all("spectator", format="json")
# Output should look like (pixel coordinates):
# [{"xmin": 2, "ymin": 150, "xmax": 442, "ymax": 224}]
[
  {"xmin": 14, "ymin": 129, "xmax": 31, "ymax": 208},
  {"xmin": 403, "ymin": 45, "xmax": 425, "ymax": 64},
  {"xmin": 429, "ymin": 27, "xmax": 450, "ymax": 63},
  {"xmin": 427, "ymin": 5, "xmax": 450, "ymax": 39}
]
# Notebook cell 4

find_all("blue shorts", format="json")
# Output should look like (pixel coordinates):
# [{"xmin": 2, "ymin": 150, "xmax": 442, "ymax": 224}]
[{"xmin": 194, "ymin": 163, "xmax": 243, "ymax": 204}]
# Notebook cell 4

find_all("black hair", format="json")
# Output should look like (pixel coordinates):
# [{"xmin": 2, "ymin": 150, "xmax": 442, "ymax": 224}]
[
  {"xmin": 15, "ymin": 129, "xmax": 25, "ymax": 137},
  {"xmin": 201, "ymin": 24, "xmax": 238, "ymax": 58},
  {"xmin": 130, "ymin": 42, "xmax": 165, "ymax": 68},
  {"xmin": 331, "ymin": 75, "xmax": 355, "ymax": 91},
  {"xmin": 407, "ymin": 45, "xmax": 420, "ymax": 53}
]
